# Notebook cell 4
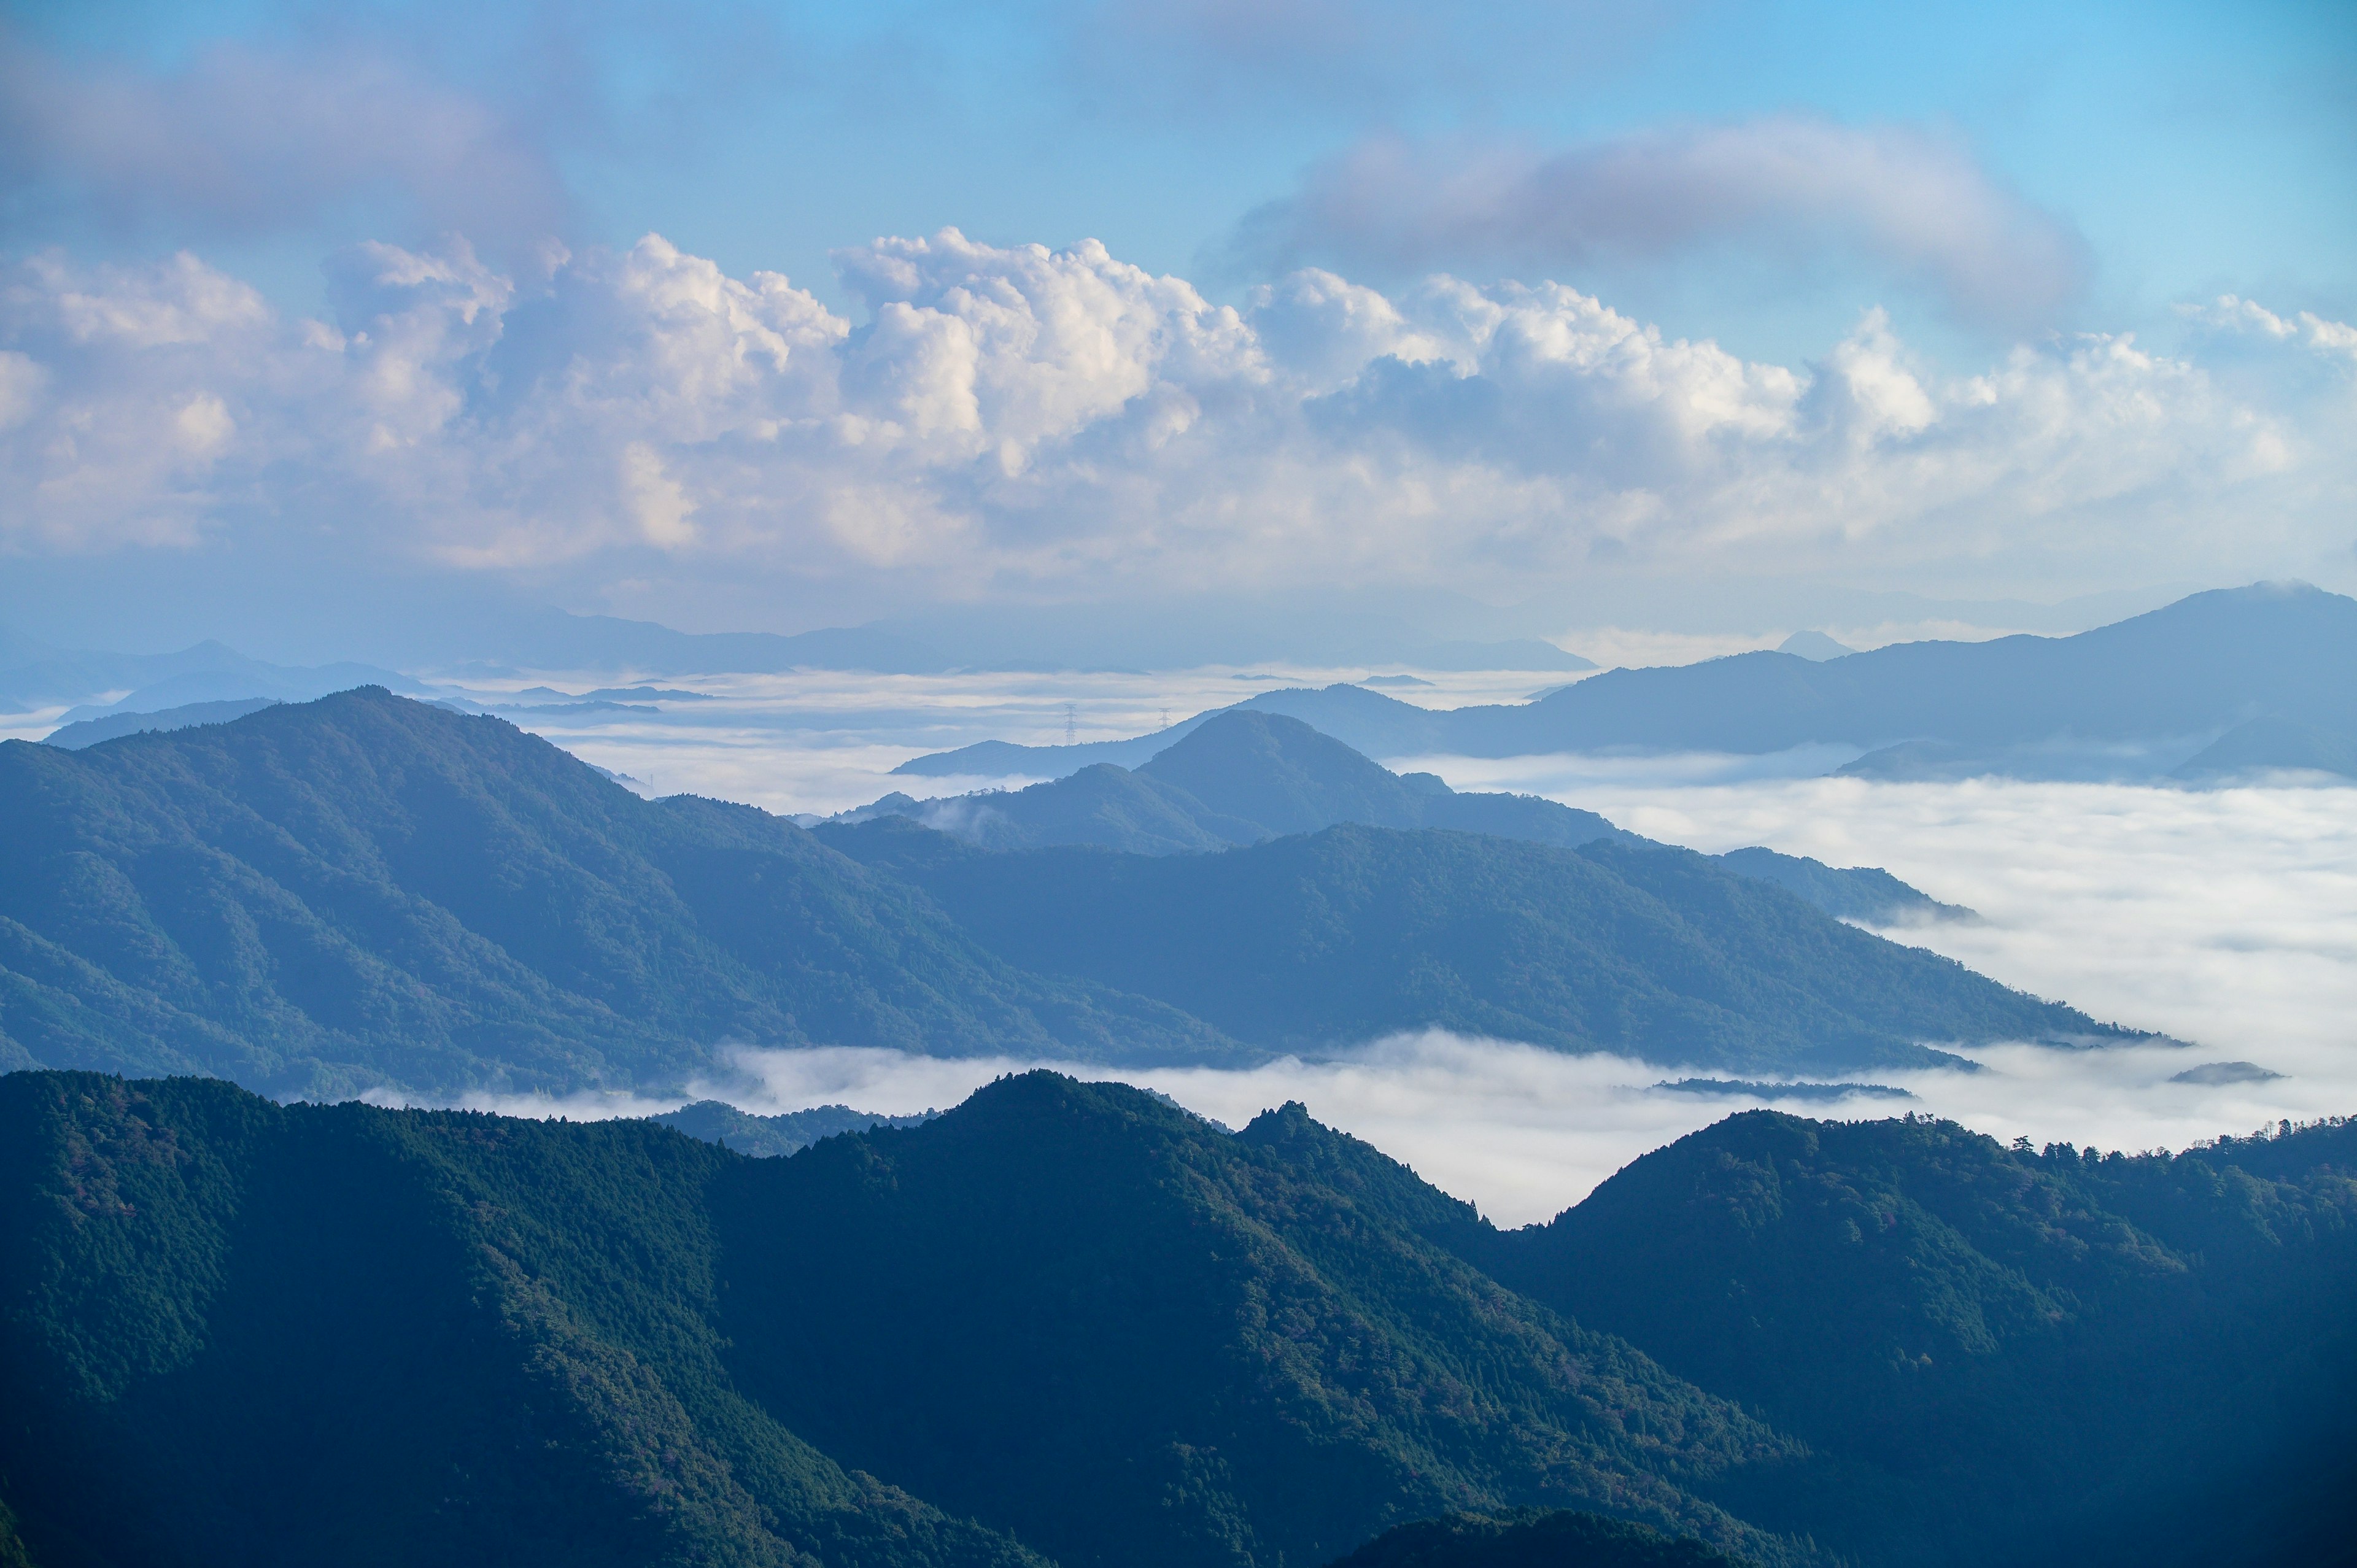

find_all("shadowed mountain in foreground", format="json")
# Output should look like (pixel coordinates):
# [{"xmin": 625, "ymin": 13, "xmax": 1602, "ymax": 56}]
[
  {"xmin": 0, "ymin": 1071, "xmax": 1815, "ymax": 1568},
  {"xmin": 819, "ymin": 816, "xmax": 2124, "ymax": 1074},
  {"xmin": 4, "ymin": 1071, "xmax": 2348, "ymax": 1568},
  {"xmin": 1325, "ymin": 1510, "xmax": 1739, "ymax": 1568},
  {"xmin": 854, "ymin": 713, "xmax": 1965, "ymax": 925},
  {"xmin": 897, "ymin": 584, "xmax": 2357, "ymax": 782},
  {"xmin": 1469, "ymin": 1110, "xmax": 2357, "ymax": 1567}
]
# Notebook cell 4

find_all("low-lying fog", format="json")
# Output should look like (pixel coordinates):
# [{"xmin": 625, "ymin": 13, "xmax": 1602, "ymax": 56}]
[{"xmin": 439, "ymin": 686, "xmax": 2356, "ymax": 1228}]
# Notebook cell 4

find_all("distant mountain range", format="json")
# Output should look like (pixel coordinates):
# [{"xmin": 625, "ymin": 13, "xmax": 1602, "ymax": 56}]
[
  {"xmin": 2167, "ymin": 714, "xmax": 2357, "ymax": 782},
  {"xmin": 2, "ymin": 607, "xmax": 1595, "ymax": 717},
  {"xmin": 845, "ymin": 711, "xmax": 1970, "ymax": 925},
  {"xmin": 0, "ymin": 631, "xmax": 424, "ymax": 718},
  {"xmin": 0, "ymin": 690, "xmax": 2115, "ymax": 1095},
  {"xmin": 845, "ymin": 711, "xmax": 1627, "ymax": 855},
  {"xmin": 21, "ymin": 585, "xmax": 2353, "ymax": 786},
  {"xmin": 4, "ymin": 1071, "xmax": 2346, "ymax": 1566},
  {"xmin": 651, "ymin": 1100, "xmax": 935, "ymax": 1157},
  {"xmin": 436, "ymin": 599, "xmax": 1588, "ymax": 679},
  {"xmin": 898, "ymin": 583, "xmax": 2357, "ymax": 784},
  {"xmin": 41, "ymin": 698, "xmax": 282, "ymax": 749}
]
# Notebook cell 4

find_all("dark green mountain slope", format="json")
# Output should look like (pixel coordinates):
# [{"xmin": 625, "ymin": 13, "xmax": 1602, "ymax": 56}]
[
  {"xmin": 1326, "ymin": 1509, "xmax": 1740, "ymax": 1568},
  {"xmin": 7, "ymin": 1069, "xmax": 2345, "ymax": 1567},
  {"xmin": 821, "ymin": 819, "xmax": 2118, "ymax": 1073},
  {"xmin": 0, "ymin": 1071, "xmax": 1047, "ymax": 1568},
  {"xmin": 1473, "ymin": 1112, "xmax": 2357, "ymax": 1567},
  {"xmin": 0, "ymin": 689, "xmax": 1227, "ymax": 1097},
  {"xmin": 722, "ymin": 1074, "xmax": 1812, "ymax": 1568},
  {"xmin": 0, "ymin": 1070, "xmax": 1816, "ymax": 1568}
]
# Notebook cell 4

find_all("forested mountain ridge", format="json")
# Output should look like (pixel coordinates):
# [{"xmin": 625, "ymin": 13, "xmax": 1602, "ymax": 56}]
[
  {"xmin": 0, "ymin": 687, "xmax": 1229, "ymax": 1097},
  {"xmin": 5, "ymin": 1068, "xmax": 2348, "ymax": 1567},
  {"xmin": 0, "ymin": 1070, "xmax": 1048, "ymax": 1568},
  {"xmin": 725, "ymin": 1073, "xmax": 1814, "ymax": 1568},
  {"xmin": 2, "ymin": 689, "xmax": 2111, "ymax": 1093},
  {"xmin": 0, "ymin": 1070, "xmax": 1825, "ymax": 1568},
  {"xmin": 1466, "ymin": 1112, "xmax": 2357, "ymax": 1566},
  {"xmin": 1325, "ymin": 1509, "xmax": 1741, "ymax": 1568},
  {"xmin": 820, "ymin": 817, "xmax": 2123, "ymax": 1073}
]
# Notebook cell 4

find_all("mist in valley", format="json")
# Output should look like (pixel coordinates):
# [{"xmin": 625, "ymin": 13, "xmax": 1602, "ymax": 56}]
[{"xmin": 422, "ymin": 696, "xmax": 2356, "ymax": 1227}]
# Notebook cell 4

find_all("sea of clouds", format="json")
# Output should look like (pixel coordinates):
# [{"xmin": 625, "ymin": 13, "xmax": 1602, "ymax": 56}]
[{"xmin": 443, "ymin": 698, "xmax": 2357, "ymax": 1228}]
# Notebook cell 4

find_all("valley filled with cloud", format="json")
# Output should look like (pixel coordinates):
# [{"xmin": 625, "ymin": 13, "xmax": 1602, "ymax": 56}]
[
  {"xmin": 430, "ymin": 695, "xmax": 2357, "ymax": 1226},
  {"xmin": 6, "ymin": 3, "xmax": 2355, "ymax": 1557}
]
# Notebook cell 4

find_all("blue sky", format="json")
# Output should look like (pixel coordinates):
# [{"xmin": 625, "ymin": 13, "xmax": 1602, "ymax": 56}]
[
  {"xmin": 1, "ymin": 0, "xmax": 2352, "ymax": 651},
  {"xmin": 14, "ymin": 0, "xmax": 2349, "ymax": 359}
]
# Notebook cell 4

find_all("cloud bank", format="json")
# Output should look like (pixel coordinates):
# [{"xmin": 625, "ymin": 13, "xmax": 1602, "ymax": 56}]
[
  {"xmin": 428, "ymin": 768, "xmax": 2357, "ymax": 1226},
  {"xmin": 1, "ymin": 227, "xmax": 2350, "ymax": 607}
]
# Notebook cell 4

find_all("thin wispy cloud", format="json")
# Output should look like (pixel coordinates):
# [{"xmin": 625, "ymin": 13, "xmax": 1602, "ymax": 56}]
[
  {"xmin": 1228, "ymin": 119, "xmax": 2092, "ymax": 334},
  {"xmin": 1058, "ymin": 0, "xmax": 1677, "ymax": 115},
  {"xmin": 0, "ymin": 32, "xmax": 573, "ymax": 256}
]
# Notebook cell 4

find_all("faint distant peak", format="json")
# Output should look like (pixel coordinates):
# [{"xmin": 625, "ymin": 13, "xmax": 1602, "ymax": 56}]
[{"xmin": 1778, "ymin": 630, "xmax": 1857, "ymax": 661}]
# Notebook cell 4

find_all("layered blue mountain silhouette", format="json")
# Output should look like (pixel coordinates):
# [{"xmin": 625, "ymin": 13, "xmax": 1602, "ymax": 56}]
[
  {"xmin": 42, "ymin": 697, "xmax": 282, "ymax": 749},
  {"xmin": 0, "ymin": 689, "xmax": 2110, "ymax": 1096},
  {"xmin": 897, "ymin": 583, "xmax": 2357, "ymax": 784},
  {"xmin": 846, "ymin": 711, "xmax": 1970, "ymax": 924},
  {"xmin": 2167, "ymin": 714, "xmax": 2357, "ymax": 782},
  {"xmin": 0, "ymin": 628, "xmax": 424, "ymax": 717}
]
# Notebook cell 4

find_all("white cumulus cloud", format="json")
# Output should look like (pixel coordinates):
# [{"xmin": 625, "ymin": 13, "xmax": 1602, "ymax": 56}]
[{"xmin": 0, "ymin": 231, "xmax": 2348, "ymax": 602}]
